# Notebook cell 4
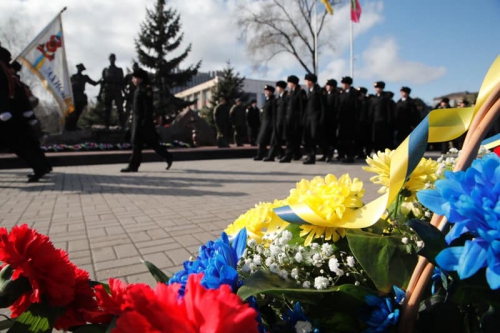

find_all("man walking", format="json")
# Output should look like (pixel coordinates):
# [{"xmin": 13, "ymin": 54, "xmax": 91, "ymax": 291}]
[
  {"xmin": 254, "ymin": 85, "xmax": 275, "ymax": 160},
  {"xmin": 121, "ymin": 68, "xmax": 173, "ymax": 172},
  {"xmin": 337, "ymin": 76, "xmax": 359, "ymax": 163},
  {"xmin": 214, "ymin": 97, "xmax": 231, "ymax": 148},
  {"xmin": 264, "ymin": 81, "xmax": 287, "ymax": 161},
  {"xmin": 246, "ymin": 99, "xmax": 260, "ymax": 146}
]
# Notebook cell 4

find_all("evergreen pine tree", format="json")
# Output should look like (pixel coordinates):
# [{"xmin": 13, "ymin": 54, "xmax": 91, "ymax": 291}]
[
  {"xmin": 135, "ymin": 0, "xmax": 201, "ymax": 116},
  {"xmin": 203, "ymin": 61, "xmax": 246, "ymax": 125}
]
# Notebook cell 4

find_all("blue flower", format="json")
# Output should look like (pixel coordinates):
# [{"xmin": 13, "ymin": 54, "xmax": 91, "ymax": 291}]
[
  {"xmin": 361, "ymin": 286, "xmax": 405, "ymax": 333},
  {"xmin": 417, "ymin": 154, "xmax": 500, "ymax": 289},
  {"xmin": 169, "ymin": 228, "xmax": 247, "ymax": 294},
  {"xmin": 283, "ymin": 302, "xmax": 318, "ymax": 333},
  {"xmin": 247, "ymin": 296, "xmax": 267, "ymax": 333}
]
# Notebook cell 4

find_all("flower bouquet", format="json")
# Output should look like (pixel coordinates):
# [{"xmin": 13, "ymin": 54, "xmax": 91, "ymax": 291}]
[{"xmin": 0, "ymin": 57, "xmax": 500, "ymax": 332}]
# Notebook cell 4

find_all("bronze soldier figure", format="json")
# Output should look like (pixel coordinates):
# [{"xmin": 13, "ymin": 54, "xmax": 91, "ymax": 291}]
[
  {"xmin": 245, "ymin": 99, "xmax": 260, "ymax": 146},
  {"xmin": 101, "ymin": 53, "xmax": 126, "ymax": 128},
  {"xmin": 121, "ymin": 68, "xmax": 173, "ymax": 172},
  {"xmin": 230, "ymin": 98, "xmax": 247, "ymax": 146},
  {"xmin": 124, "ymin": 62, "xmax": 140, "ymax": 127},
  {"xmin": 65, "ymin": 63, "xmax": 100, "ymax": 131}
]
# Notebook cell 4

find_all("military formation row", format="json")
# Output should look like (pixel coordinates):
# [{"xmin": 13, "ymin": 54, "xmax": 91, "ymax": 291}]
[{"xmin": 213, "ymin": 74, "xmax": 422, "ymax": 164}]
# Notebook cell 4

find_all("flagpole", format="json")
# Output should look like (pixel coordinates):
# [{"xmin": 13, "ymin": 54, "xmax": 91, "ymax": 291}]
[
  {"xmin": 12, "ymin": 7, "xmax": 67, "ymax": 62},
  {"xmin": 350, "ymin": 10, "xmax": 354, "ymax": 78},
  {"xmin": 314, "ymin": 0, "xmax": 318, "ymax": 75}
]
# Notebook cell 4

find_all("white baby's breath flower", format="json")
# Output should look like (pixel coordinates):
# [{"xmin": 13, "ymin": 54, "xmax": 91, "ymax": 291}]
[
  {"xmin": 417, "ymin": 241, "xmax": 424, "ymax": 248},
  {"xmin": 314, "ymin": 276, "xmax": 329, "ymax": 290},
  {"xmin": 265, "ymin": 257, "xmax": 273, "ymax": 266},
  {"xmin": 295, "ymin": 252, "xmax": 303, "ymax": 263},
  {"xmin": 247, "ymin": 239, "xmax": 257, "ymax": 248},
  {"xmin": 329, "ymin": 257, "xmax": 340, "ymax": 272},
  {"xmin": 310, "ymin": 243, "xmax": 320, "ymax": 250},
  {"xmin": 302, "ymin": 281, "xmax": 311, "ymax": 289},
  {"xmin": 321, "ymin": 243, "xmax": 333, "ymax": 256},
  {"xmin": 346, "ymin": 256, "xmax": 356, "ymax": 268},
  {"xmin": 295, "ymin": 321, "xmax": 313, "ymax": 333},
  {"xmin": 401, "ymin": 237, "xmax": 409, "ymax": 245},
  {"xmin": 312, "ymin": 253, "xmax": 321, "ymax": 262},
  {"xmin": 355, "ymin": 281, "xmax": 360, "ymax": 286},
  {"xmin": 269, "ymin": 263, "xmax": 279, "ymax": 273},
  {"xmin": 291, "ymin": 268, "xmax": 299, "ymax": 279},
  {"xmin": 280, "ymin": 269, "xmax": 289, "ymax": 279},
  {"xmin": 253, "ymin": 255, "xmax": 262, "ymax": 266}
]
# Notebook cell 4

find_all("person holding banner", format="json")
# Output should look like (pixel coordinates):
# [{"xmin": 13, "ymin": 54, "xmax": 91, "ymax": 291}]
[{"xmin": 0, "ymin": 46, "xmax": 52, "ymax": 182}]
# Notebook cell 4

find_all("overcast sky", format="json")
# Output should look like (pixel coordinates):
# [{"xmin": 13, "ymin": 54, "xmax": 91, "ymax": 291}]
[{"xmin": 2, "ymin": 0, "xmax": 499, "ymax": 106}]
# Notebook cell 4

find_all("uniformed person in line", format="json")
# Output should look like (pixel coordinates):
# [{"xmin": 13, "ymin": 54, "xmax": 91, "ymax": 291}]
[
  {"xmin": 369, "ymin": 81, "xmax": 392, "ymax": 153},
  {"xmin": 65, "ymin": 63, "xmax": 100, "ymax": 131},
  {"xmin": 437, "ymin": 97, "xmax": 452, "ymax": 153},
  {"xmin": 124, "ymin": 62, "xmax": 140, "ymax": 127},
  {"xmin": 319, "ymin": 79, "xmax": 339, "ymax": 163},
  {"xmin": 254, "ymin": 85, "xmax": 276, "ymax": 160},
  {"xmin": 280, "ymin": 75, "xmax": 306, "ymax": 163},
  {"xmin": 121, "ymin": 68, "xmax": 173, "ymax": 172},
  {"xmin": 264, "ymin": 80, "xmax": 287, "ymax": 161},
  {"xmin": 337, "ymin": 76, "xmax": 359, "ymax": 163},
  {"xmin": 101, "ymin": 53, "xmax": 126, "ymax": 129},
  {"xmin": 0, "ymin": 46, "xmax": 52, "ymax": 182},
  {"xmin": 355, "ymin": 87, "xmax": 372, "ymax": 158},
  {"xmin": 245, "ymin": 99, "xmax": 260, "ymax": 146},
  {"xmin": 302, "ymin": 74, "xmax": 325, "ymax": 165},
  {"xmin": 214, "ymin": 97, "xmax": 231, "ymax": 148},
  {"xmin": 229, "ymin": 98, "xmax": 247, "ymax": 146},
  {"xmin": 394, "ymin": 86, "xmax": 420, "ymax": 147}
]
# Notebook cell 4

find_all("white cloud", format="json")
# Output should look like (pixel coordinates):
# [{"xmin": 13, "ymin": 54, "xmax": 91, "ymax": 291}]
[{"xmin": 355, "ymin": 37, "xmax": 447, "ymax": 84}]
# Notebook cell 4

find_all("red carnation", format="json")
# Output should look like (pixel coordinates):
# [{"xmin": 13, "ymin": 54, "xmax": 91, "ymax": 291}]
[
  {"xmin": 0, "ymin": 225, "xmax": 77, "ymax": 316},
  {"xmin": 55, "ymin": 268, "xmax": 98, "ymax": 330},
  {"xmin": 111, "ymin": 273, "xmax": 259, "ymax": 333}
]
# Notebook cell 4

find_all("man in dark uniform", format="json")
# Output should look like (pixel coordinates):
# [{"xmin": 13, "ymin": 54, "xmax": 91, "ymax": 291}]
[
  {"xmin": 124, "ymin": 63, "xmax": 140, "ymax": 127},
  {"xmin": 0, "ymin": 46, "xmax": 52, "ymax": 182},
  {"xmin": 121, "ymin": 68, "xmax": 173, "ymax": 172},
  {"xmin": 437, "ymin": 97, "xmax": 453, "ymax": 153},
  {"xmin": 303, "ymin": 74, "xmax": 324, "ymax": 165},
  {"xmin": 214, "ymin": 97, "xmax": 231, "ymax": 148},
  {"xmin": 246, "ymin": 99, "xmax": 260, "ymax": 146},
  {"xmin": 337, "ymin": 76, "xmax": 359, "ymax": 163},
  {"xmin": 355, "ymin": 87, "xmax": 372, "ymax": 158},
  {"xmin": 254, "ymin": 85, "xmax": 275, "ymax": 160},
  {"xmin": 65, "ymin": 63, "xmax": 100, "ymax": 131},
  {"xmin": 230, "ymin": 98, "xmax": 247, "ymax": 146},
  {"xmin": 101, "ymin": 53, "xmax": 126, "ymax": 128},
  {"xmin": 319, "ymin": 79, "xmax": 339, "ymax": 162},
  {"xmin": 280, "ymin": 75, "xmax": 306, "ymax": 163},
  {"xmin": 394, "ymin": 86, "xmax": 420, "ymax": 146},
  {"xmin": 369, "ymin": 81, "xmax": 392, "ymax": 153},
  {"xmin": 264, "ymin": 81, "xmax": 287, "ymax": 161}
]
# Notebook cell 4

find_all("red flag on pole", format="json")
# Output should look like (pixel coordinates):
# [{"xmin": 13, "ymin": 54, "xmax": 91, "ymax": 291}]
[{"xmin": 351, "ymin": 0, "xmax": 362, "ymax": 22}]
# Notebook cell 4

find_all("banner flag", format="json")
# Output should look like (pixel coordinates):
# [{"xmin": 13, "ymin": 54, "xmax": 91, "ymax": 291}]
[{"xmin": 15, "ymin": 8, "xmax": 73, "ymax": 117}]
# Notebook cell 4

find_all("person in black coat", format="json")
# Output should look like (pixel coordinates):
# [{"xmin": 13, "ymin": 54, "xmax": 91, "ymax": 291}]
[
  {"xmin": 254, "ymin": 85, "xmax": 276, "ymax": 160},
  {"xmin": 303, "ymin": 73, "xmax": 325, "ymax": 164},
  {"xmin": 280, "ymin": 75, "xmax": 306, "ymax": 163},
  {"xmin": 369, "ymin": 81, "xmax": 392, "ymax": 152},
  {"xmin": 246, "ymin": 100, "xmax": 260, "ymax": 146},
  {"xmin": 264, "ymin": 81, "xmax": 287, "ymax": 161},
  {"xmin": 337, "ymin": 76, "xmax": 359, "ymax": 163},
  {"xmin": 394, "ymin": 86, "xmax": 420, "ymax": 146},
  {"xmin": 319, "ymin": 79, "xmax": 339, "ymax": 162},
  {"xmin": 355, "ymin": 87, "xmax": 372, "ymax": 158},
  {"xmin": 0, "ymin": 46, "xmax": 52, "ymax": 182},
  {"xmin": 121, "ymin": 68, "xmax": 172, "ymax": 172},
  {"xmin": 214, "ymin": 97, "xmax": 231, "ymax": 148}
]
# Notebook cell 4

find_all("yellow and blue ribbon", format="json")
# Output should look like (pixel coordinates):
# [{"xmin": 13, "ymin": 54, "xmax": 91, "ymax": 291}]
[{"xmin": 274, "ymin": 55, "xmax": 500, "ymax": 230}]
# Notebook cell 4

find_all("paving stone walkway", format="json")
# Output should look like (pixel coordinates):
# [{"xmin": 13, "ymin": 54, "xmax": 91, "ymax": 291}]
[{"xmin": 0, "ymin": 158, "xmax": 379, "ymax": 285}]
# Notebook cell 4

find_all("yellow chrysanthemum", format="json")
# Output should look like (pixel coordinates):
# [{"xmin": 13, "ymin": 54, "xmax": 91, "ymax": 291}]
[
  {"xmin": 225, "ymin": 199, "xmax": 286, "ymax": 243},
  {"xmin": 284, "ymin": 174, "xmax": 365, "ymax": 244},
  {"xmin": 363, "ymin": 149, "xmax": 438, "ymax": 195}
]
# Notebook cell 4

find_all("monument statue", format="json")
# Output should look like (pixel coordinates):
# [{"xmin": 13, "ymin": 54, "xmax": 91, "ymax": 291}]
[
  {"xmin": 100, "ymin": 53, "xmax": 125, "ymax": 128},
  {"xmin": 123, "ymin": 62, "xmax": 140, "ymax": 127},
  {"xmin": 65, "ymin": 63, "xmax": 100, "ymax": 131}
]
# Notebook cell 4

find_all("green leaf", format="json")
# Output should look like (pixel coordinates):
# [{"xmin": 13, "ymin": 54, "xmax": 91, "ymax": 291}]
[
  {"xmin": 347, "ymin": 230, "xmax": 417, "ymax": 293},
  {"xmin": 7, "ymin": 302, "xmax": 59, "ymax": 333},
  {"xmin": 0, "ymin": 319, "xmax": 14, "ymax": 330},
  {"xmin": 104, "ymin": 317, "xmax": 117, "ymax": 333},
  {"xmin": 71, "ymin": 324, "xmax": 108, "ymax": 333},
  {"xmin": 407, "ymin": 219, "xmax": 447, "ymax": 266},
  {"xmin": 283, "ymin": 224, "xmax": 305, "ymax": 246},
  {"xmin": 142, "ymin": 260, "xmax": 170, "ymax": 283}
]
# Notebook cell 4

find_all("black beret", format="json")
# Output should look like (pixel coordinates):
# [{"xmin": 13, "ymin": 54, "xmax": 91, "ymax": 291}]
[
  {"xmin": 287, "ymin": 75, "xmax": 299, "ymax": 85},
  {"xmin": 400, "ymin": 86, "xmax": 411, "ymax": 94},
  {"xmin": 0, "ymin": 46, "xmax": 11, "ymax": 63},
  {"xmin": 304, "ymin": 73, "xmax": 317, "ymax": 83},
  {"xmin": 264, "ymin": 85, "xmax": 275, "ymax": 92},
  {"xmin": 374, "ymin": 81, "xmax": 385, "ymax": 89},
  {"xmin": 76, "ymin": 63, "xmax": 86, "ymax": 71},
  {"xmin": 250, "ymin": 99, "xmax": 257, "ymax": 104},
  {"xmin": 326, "ymin": 79, "xmax": 337, "ymax": 87},
  {"xmin": 132, "ymin": 68, "xmax": 149, "ymax": 80},
  {"xmin": 460, "ymin": 99, "xmax": 469, "ymax": 106},
  {"xmin": 276, "ymin": 80, "xmax": 287, "ymax": 89},
  {"xmin": 441, "ymin": 97, "xmax": 450, "ymax": 103},
  {"xmin": 357, "ymin": 87, "xmax": 368, "ymax": 94},
  {"xmin": 386, "ymin": 91, "xmax": 394, "ymax": 98},
  {"xmin": 341, "ymin": 76, "xmax": 353, "ymax": 85}
]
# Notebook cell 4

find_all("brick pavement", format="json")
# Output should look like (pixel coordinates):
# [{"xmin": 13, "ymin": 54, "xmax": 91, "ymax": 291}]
[{"xmin": 0, "ymin": 158, "xmax": 379, "ymax": 286}]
